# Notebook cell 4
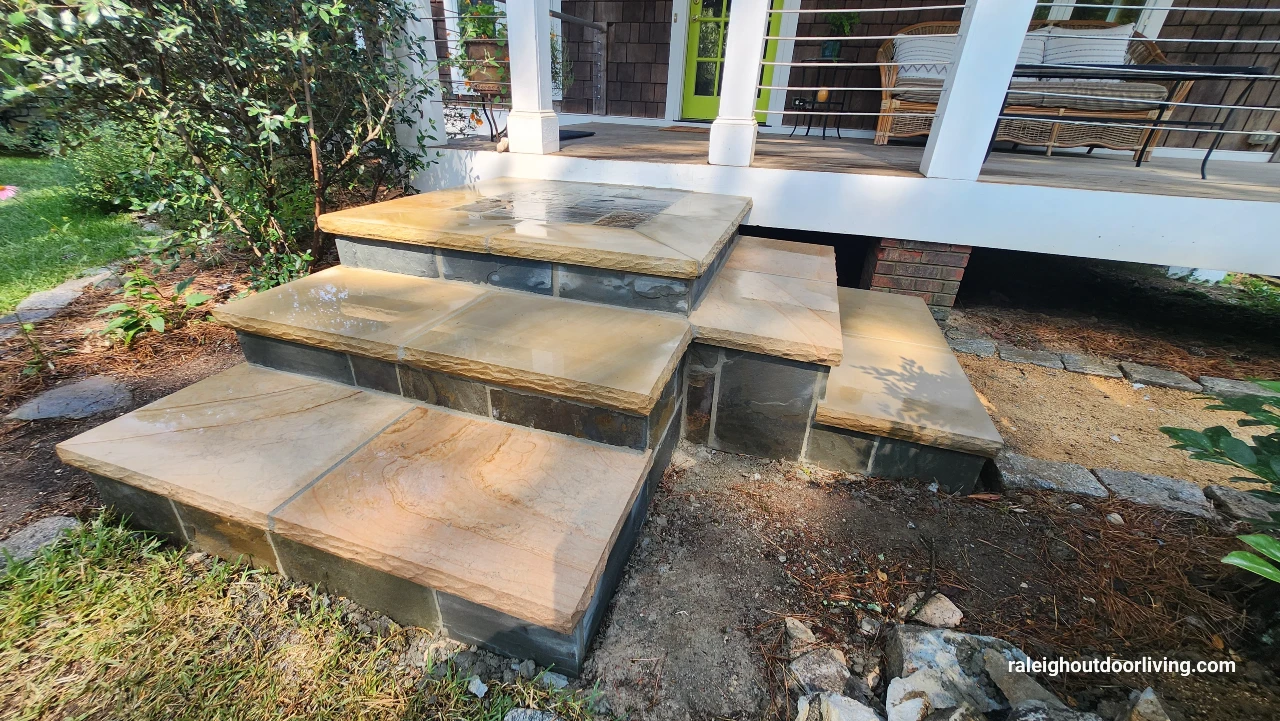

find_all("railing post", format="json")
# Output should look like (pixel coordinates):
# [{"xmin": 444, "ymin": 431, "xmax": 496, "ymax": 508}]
[
  {"xmin": 920, "ymin": 0, "xmax": 1037, "ymax": 181},
  {"xmin": 506, "ymin": 0, "xmax": 560, "ymax": 154},
  {"xmin": 709, "ymin": 0, "xmax": 771, "ymax": 167}
]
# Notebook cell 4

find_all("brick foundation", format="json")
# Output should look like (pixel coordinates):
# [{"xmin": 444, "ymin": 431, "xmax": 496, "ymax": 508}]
[{"xmin": 860, "ymin": 239, "xmax": 971, "ymax": 321}]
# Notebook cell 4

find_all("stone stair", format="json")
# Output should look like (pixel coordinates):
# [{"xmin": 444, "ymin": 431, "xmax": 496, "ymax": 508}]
[{"xmin": 56, "ymin": 177, "xmax": 1001, "ymax": 674}]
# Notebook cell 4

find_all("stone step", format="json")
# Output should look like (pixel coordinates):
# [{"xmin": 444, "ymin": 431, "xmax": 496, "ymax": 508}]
[
  {"xmin": 57, "ymin": 363, "xmax": 679, "ymax": 674},
  {"xmin": 807, "ymin": 288, "xmax": 1004, "ymax": 493},
  {"xmin": 213, "ymin": 266, "xmax": 689, "ymax": 450},
  {"xmin": 320, "ymin": 178, "xmax": 751, "ymax": 315}
]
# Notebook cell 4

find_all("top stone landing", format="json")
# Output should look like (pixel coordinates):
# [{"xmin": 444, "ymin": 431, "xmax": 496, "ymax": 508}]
[{"xmin": 317, "ymin": 178, "xmax": 752, "ymax": 279}]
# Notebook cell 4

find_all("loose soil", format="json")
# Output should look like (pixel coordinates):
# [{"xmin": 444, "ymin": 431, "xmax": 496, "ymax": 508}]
[
  {"xmin": 952, "ymin": 251, "xmax": 1280, "ymax": 382},
  {"xmin": 959, "ymin": 354, "xmax": 1265, "ymax": 490},
  {"xmin": 588, "ymin": 443, "xmax": 1280, "ymax": 721}
]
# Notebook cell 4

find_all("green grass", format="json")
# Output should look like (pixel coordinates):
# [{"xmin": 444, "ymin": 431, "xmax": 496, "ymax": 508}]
[
  {"xmin": 0, "ymin": 517, "xmax": 599, "ymax": 720},
  {"xmin": 0, "ymin": 157, "xmax": 147, "ymax": 314}
]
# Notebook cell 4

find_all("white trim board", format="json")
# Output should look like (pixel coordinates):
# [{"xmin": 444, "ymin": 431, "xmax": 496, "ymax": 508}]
[
  {"xmin": 420, "ymin": 147, "xmax": 1280, "ymax": 275},
  {"xmin": 665, "ymin": 0, "xmax": 691, "ymax": 122}
]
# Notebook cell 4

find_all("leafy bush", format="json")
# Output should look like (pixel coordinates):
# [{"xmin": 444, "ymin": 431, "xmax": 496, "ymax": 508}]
[
  {"xmin": 96, "ymin": 271, "xmax": 211, "ymax": 345},
  {"xmin": 4, "ymin": 0, "xmax": 440, "ymax": 288},
  {"xmin": 1162, "ymin": 382, "xmax": 1280, "ymax": 583}
]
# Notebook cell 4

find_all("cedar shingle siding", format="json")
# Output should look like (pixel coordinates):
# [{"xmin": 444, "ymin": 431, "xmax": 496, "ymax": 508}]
[{"xmin": 560, "ymin": 1, "xmax": 673, "ymax": 118}]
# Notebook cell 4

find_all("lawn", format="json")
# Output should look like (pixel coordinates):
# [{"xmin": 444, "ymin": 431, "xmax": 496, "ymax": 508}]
[
  {"xmin": 0, "ymin": 157, "xmax": 146, "ymax": 314},
  {"xmin": 0, "ymin": 518, "xmax": 596, "ymax": 720}
]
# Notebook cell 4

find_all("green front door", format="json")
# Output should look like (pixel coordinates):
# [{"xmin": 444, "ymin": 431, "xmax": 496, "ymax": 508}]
[{"xmin": 681, "ymin": 0, "xmax": 784, "ymax": 121}]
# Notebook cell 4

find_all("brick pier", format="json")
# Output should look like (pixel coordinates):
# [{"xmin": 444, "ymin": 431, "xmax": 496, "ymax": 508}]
[{"xmin": 860, "ymin": 239, "xmax": 972, "ymax": 321}]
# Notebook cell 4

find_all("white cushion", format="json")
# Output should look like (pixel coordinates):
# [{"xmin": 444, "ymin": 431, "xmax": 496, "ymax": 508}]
[
  {"xmin": 1018, "ymin": 27, "xmax": 1052, "ymax": 65},
  {"xmin": 894, "ymin": 35, "xmax": 959, "ymax": 79},
  {"xmin": 1043, "ymin": 23, "xmax": 1134, "ymax": 66}
]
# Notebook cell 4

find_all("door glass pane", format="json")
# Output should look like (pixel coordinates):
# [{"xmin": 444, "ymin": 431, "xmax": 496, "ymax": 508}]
[
  {"xmin": 695, "ymin": 62, "xmax": 718, "ymax": 96},
  {"xmin": 1032, "ymin": 0, "xmax": 1052, "ymax": 20},
  {"xmin": 698, "ymin": 21, "xmax": 721, "ymax": 58},
  {"xmin": 701, "ymin": 0, "xmax": 723, "ymax": 18},
  {"xmin": 1114, "ymin": 0, "xmax": 1145, "ymax": 24},
  {"xmin": 1070, "ymin": 0, "xmax": 1113, "ymax": 21}
]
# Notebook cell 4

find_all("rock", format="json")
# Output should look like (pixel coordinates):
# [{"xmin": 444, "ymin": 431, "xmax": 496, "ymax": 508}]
[
  {"xmin": 1106, "ymin": 513, "xmax": 1125, "ymax": 526},
  {"xmin": 819, "ymin": 692, "xmax": 885, "ymax": 721},
  {"xmin": 503, "ymin": 709, "xmax": 560, "ymax": 721},
  {"xmin": 1119, "ymin": 363, "xmax": 1201, "ymax": 393},
  {"xmin": 885, "ymin": 624, "xmax": 1029, "ymax": 713},
  {"xmin": 996, "ymin": 452, "xmax": 1109, "ymax": 499},
  {"xmin": 791, "ymin": 647, "xmax": 852, "ymax": 694},
  {"xmin": 13, "ymin": 273, "xmax": 108, "ymax": 322},
  {"xmin": 860, "ymin": 617, "xmax": 882, "ymax": 636},
  {"xmin": 1006, "ymin": 700, "xmax": 1105, "ymax": 721},
  {"xmin": 922, "ymin": 704, "xmax": 986, "ymax": 721},
  {"xmin": 1066, "ymin": 503, "xmax": 1085, "ymax": 513},
  {"xmin": 886, "ymin": 668, "xmax": 963, "ymax": 721},
  {"xmin": 999, "ymin": 346, "xmax": 1064, "ymax": 370},
  {"xmin": 787, "ymin": 617, "xmax": 819, "ymax": 644},
  {"xmin": 514, "ymin": 658, "xmax": 536, "ymax": 679},
  {"xmin": 898, "ymin": 592, "xmax": 963, "ymax": 629},
  {"xmin": 948, "ymin": 338, "xmax": 996, "ymax": 358},
  {"xmin": 0, "ymin": 516, "xmax": 79, "ymax": 562},
  {"xmin": 1092, "ymin": 469, "xmax": 1214, "ymax": 518},
  {"xmin": 1060, "ymin": 354, "xmax": 1123, "ymax": 378},
  {"xmin": 93, "ymin": 274, "xmax": 123, "ymax": 290},
  {"xmin": 1119, "ymin": 688, "xmax": 1171, "ymax": 721},
  {"xmin": 1198, "ymin": 376, "xmax": 1280, "ymax": 400},
  {"xmin": 6, "ymin": 376, "xmax": 132, "ymax": 421},
  {"xmin": 981, "ymin": 649, "xmax": 1064, "ymax": 709},
  {"xmin": 466, "ymin": 676, "xmax": 488, "ymax": 698},
  {"xmin": 1205, "ymin": 485, "xmax": 1280, "ymax": 523},
  {"xmin": 538, "ymin": 671, "xmax": 569, "ymax": 690}
]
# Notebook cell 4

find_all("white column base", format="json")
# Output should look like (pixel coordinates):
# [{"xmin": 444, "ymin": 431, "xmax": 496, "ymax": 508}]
[
  {"xmin": 507, "ymin": 110, "xmax": 560, "ymax": 155},
  {"xmin": 709, "ymin": 117, "xmax": 758, "ymax": 167}
]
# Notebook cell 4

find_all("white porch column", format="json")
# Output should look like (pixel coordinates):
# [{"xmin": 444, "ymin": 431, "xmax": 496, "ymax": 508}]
[
  {"xmin": 919, "ymin": 0, "xmax": 1037, "ymax": 181},
  {"xmin": 506, "ymin": 0, "xmax": 559, "ymax": 154},
  {"xmin": 709, "ymin": 0, "xmax": 771, "ymax": 167},
  {"xmin": 398, "ymin": 0, "xmax": 448, "ymax": 150}
]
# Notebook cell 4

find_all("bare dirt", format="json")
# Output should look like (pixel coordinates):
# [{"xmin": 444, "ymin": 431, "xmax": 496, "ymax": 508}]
[
  {"xmin": 587, "ymin": 442, "xmax": 1280, "ymax": 721},
  {"xmin": 958, "ymin": 354, "xmax": 1265, "ymax": 490}
]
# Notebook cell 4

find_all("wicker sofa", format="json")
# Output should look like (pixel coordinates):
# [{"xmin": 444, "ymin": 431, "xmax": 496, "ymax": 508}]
[{"xmin": 875, "ymin": 20, "xmax": 1194, "ymax": 156}]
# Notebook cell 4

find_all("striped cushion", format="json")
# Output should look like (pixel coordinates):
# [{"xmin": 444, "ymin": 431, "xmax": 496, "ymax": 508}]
[
  {"xmin": 894, "ymin": 77, "xmax": 1167, "ymax": 112},
  {"xmin": 1042, "ymin": 23, "xmax": 1134, "ymax": 66},
  {"xmin": 1018, "ymin": 27, "xmax": 1052, "ymax": 65},
  {"xmin": 893, "ymin": 35, "xmax": 959, "ymax": 79}
]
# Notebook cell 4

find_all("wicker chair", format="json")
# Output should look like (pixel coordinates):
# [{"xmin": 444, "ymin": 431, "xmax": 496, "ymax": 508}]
[{"xmin": 875, "ymin": 20, "xmax": 1195, "ymax": 157}]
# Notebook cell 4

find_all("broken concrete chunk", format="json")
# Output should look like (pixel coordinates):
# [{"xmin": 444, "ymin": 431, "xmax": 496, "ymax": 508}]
[
  {"xmin": 1092, "ymin": 469, "xmax": 1214, "ymax": 519},
  {"xmin": 1060, "ymin": 354, "xmax": 1122, "ymax": 378},
  {"xmin": 886, "ymin": 668, "xmax": 963, "ymax": 721},
  {"xmin": 820, "ymin": 692, "xmax": 885, "ymax": 721},
  {"xmin": 1204, "ymin": 485, "xmax": 1280, "ymax": 523},
  {"xmin": 1119, "ymin": 363, "xmax": 1201, "ymax": 393},
  {"xmin": 886, "ymin": 624, "xmax": 1029, "ymax": 713},
  {"xmin": 791, "ymin": 647, "xmax": 853, "ymax": 695},
  {"xmin": 999, "ymin": 346, "xmax": 1064, "ymax": 370},
  {"xmin": 1006, "ymin": 700, "xmax": 1105, "ymax": 721},
  {"xmin": 787, "ymin": 616, "xmax": 819, "ymax": 644},
  {"xmin": 996, "ymin": 452, "xmax": 1109, "ymax": 499},
  {"xmin": 898, "ymin": 592, "xmax": 963, "ymax": 629},
  {"xmin": 1198, "ymin": 376, "xmax": 1280, "ymax": 400},
  {"xmin": 1119, "ymin": 687, "xmax": 1172, "ymax": 721},
  {"xmin": 981, "ymin": 649, "xmax": 1065, "ymax": 710}
]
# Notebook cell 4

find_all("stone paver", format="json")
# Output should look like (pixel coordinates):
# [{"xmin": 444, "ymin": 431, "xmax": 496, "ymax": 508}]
[
  {"xmin": 1, "ymin": 516, "xmax": 79, "ymax": 562},
  {"xmin": 995, "ymin": 451, "xmax": 1109, "ymax": 498},
  {"xmin": 998, "ymin": 345, "xmax": 1063, "ymax": 370},
  {"xmin": 1060, "ymin": 353, "xmax": 1122, "ymax": 378},
  {"xmin": 1092, "ymin": 468, "xmax": 1214, "ymax": 518},
  {"xmin": 1199, "ymin": 376, "xmax": 1280, "ymax": 400},
  {"xmin": 7, "ymin": 376, "xmax": 132, "ymax": 420},
  {"xmin": 1119, "ymin": 362, "xmax": 1201, "ymax": 392},
  {"xmin": 11, "ymin": 272, "xmax": 111, "ymax": 323},
  {"xmin": 1204, "ymin": 485, "xmax": 1280, "ymax": 523},
  {"xmin": 947, "ymin": 337, "xmax": 996, "ymax": 358}
]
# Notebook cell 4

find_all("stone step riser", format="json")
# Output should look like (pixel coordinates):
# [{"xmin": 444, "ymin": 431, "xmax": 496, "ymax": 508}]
[
  {"xmin": 804, "ymin": 424, "xmax": 990, "ymax": 495},
  {"xmin": 335, "ymin": 234, "xmax": 739, "ymax": 316},
  {"xmin": 239, "ymin": 332, "xmax": 681, "ymax": 452}
]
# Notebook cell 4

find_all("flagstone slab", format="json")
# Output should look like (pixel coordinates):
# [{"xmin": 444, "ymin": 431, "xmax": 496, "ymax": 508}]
[
  {"xmin": 215, "ymin": 267, "xmax": 691, "ymax": 415},
  {"xmin": 318, "ymin": 179, "xmax": 751, "ymax": 279},
  {"xmin": 836, "ymin": 288, "xmax": 949, "ymax": 350},
  {"xmin": 271, "ymin": 405, "xmax": 652, "ymax": 633},
  {"xmin": 690, "ymin": 264, "xmax": 843, "ymax": 366},
  {"xmin": 7, "ymin": 376, "xmax": 132, "ymax": 420},
  {"xmin": 57, "ymin": 364, "xmax": 414, "ymax": 528},
  {"xmin": 724, "ymin": 236, "xmax": 838, "ymax": 284}
]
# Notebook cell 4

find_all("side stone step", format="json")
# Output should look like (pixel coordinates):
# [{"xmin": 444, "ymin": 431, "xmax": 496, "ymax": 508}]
[
  {"xmin": 213, "ymin": 266, "xmax": 688, "ymax": 451},
  {"xmin": 807, "ymin": 288, "xmax": 1005, "ymax": 493},
  {"xmin": 57, "ymin": 363, "xmax": 679, "ymax": 674},
  {"xmin": 319, "ymin": 178, "xmax": 751, "ymax": 315}
]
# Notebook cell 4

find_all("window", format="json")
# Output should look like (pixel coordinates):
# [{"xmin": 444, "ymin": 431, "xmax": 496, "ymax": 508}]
[{"xmin": 1033, "ymin": 0, "xmax": 1172, "ymax": 37}]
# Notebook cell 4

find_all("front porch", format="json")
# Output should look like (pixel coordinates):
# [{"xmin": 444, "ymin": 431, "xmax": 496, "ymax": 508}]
[{"xmin": 451, "ymin": 120, "xmax": 1280, "ymax": 203}]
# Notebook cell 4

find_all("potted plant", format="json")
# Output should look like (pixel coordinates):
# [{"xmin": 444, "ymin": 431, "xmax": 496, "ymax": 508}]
[
  {"xmin": 821, "ymin": 12, "xmax": 860, "ymax": 59},
  {"xmin": 458, "ymin": 2, "xmax": 507, "ymax": 94}
]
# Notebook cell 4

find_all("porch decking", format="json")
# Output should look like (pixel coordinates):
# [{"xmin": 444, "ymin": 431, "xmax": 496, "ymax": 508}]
[{"xmin": 450, "ymin": 122, "xmax": 1280, "ymax": 204}]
